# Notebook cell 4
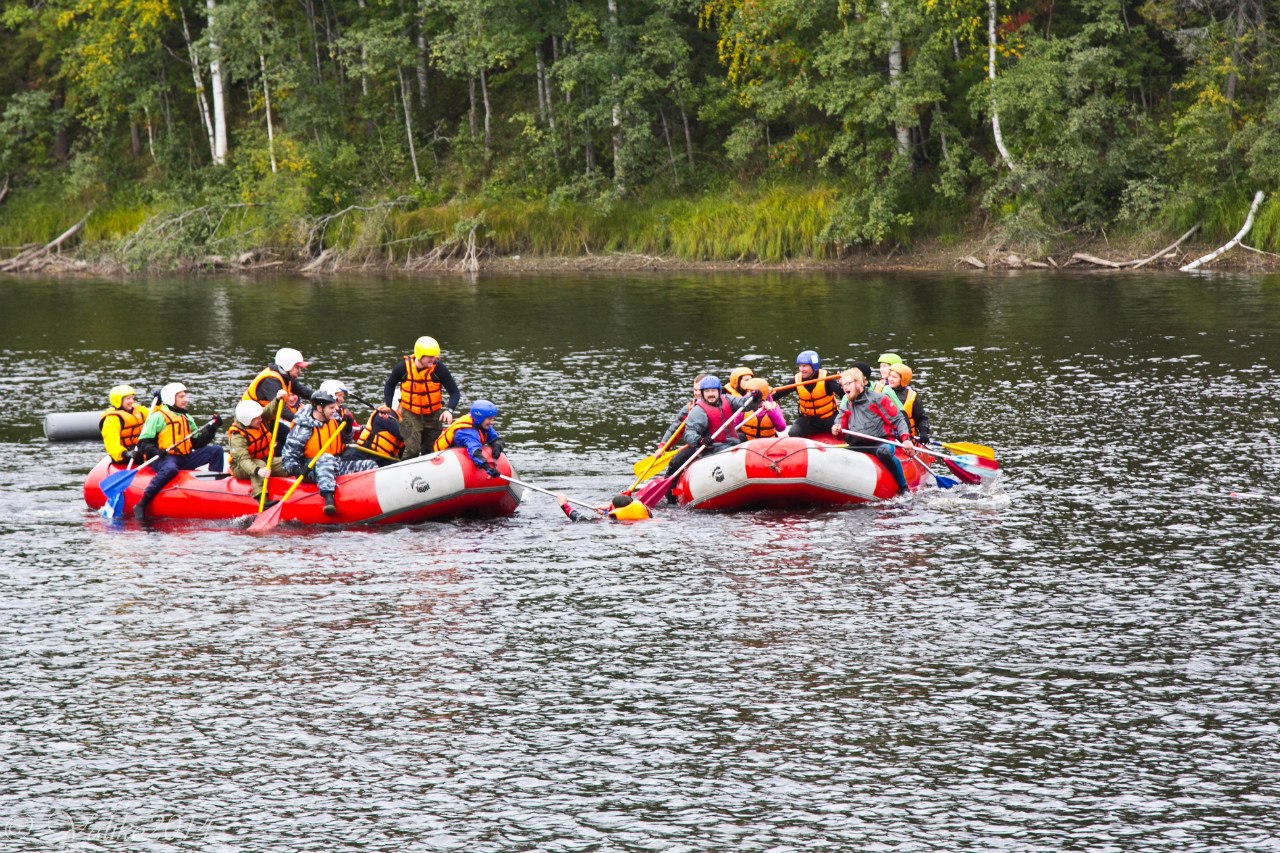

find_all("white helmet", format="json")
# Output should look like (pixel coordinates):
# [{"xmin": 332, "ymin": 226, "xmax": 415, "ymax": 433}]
[
  {"xmin": 235, "ymin": 399, "xmax": 265, "ymax": 426},
  {"xmin": 317, "ymin": 379, "xmax": 348, "ymax": 398},
  {"xmin": 160, "ymin": 382, "xmax": 187, "ymax": 407},
  {"xmin": 274, "ymin": 347, "xmax": 308, "ymax": 372}
]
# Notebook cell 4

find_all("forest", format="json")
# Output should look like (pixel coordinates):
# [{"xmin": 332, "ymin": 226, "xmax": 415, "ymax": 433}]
[{"xmin": 1, "ymin": 0, "xmax": 1278, "ymax": 268}]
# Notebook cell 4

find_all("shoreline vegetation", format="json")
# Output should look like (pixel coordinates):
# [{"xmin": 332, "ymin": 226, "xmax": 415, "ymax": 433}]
[{"xmin": 3, "ymin": 2, "xmax": 1279, "ymax": 278}]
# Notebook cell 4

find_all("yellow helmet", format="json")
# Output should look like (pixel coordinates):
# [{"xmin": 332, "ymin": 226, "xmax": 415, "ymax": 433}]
[
  {"xmin": 414, "ymin": 336, "xmax": 441, "ymax": 359},
  {"xmin": 109, "ymin": 385, "xmax": 136, "ymax": 409}
]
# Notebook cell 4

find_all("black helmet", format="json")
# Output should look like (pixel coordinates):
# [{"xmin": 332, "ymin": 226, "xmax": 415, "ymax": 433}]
[{"xmin": 311, "ymin": 390, "xmax": 338, "ymax": 407}]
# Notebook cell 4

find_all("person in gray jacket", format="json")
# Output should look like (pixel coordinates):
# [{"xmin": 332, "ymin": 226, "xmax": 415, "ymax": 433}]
[
  {"xmin": 832, "ymin": 364, "xmax": 912, "ymax": 496},
  {"xmin": 658, "ymin": 376, "xmax": 749, "ymax": 500}
]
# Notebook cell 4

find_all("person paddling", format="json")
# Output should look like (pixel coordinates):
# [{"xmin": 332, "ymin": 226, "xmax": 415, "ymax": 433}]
[
  {"xmin": 133, "ymin": 383, "xmax": 225, "ymax": 519},
  {"xmin": 100, "ymin": 384, "xmax": 150, "ymax": 464},
  {"xmin": 281, "ymin": 390, "xmax": 378, "ymax": 516},
  {"xmin": 884, "ymin": 363, "xmax": 929, "ymax": 444},
  {"xmin": 554, "ymin": 492, "xmax": 653, "ymax": 522},
  {"xmin": 228, "ymin": 396, "xmax": 287, "ymax": 507},
  {"xmin": 775, "ymin": 350, "xmax": 841, "ymax": 437},
  {"xmin": 433, "ymin": 399, "xmax": 505, "ymax": 478},
  {"xmin": 384, "ymin": 336, "xmax": 461, "ymax": 458},
  {"xmin": 733, "ymin": 378, "xmax": 786, "ymax": 440},
  {"xmin": 659, "ymin": 376, "xmax": 747, "ymax": 501},
  {"xmin": 832, "ymin": 365, "xmax": 911, "ymax": 496}
]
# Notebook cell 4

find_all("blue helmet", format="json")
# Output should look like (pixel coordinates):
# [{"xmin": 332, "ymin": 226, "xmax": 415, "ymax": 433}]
[
  {"xmin": 697, "ymin": 376, "xmax": 722, "ymax": 391},
  {"xmin": 796, "ymin": 350, "xmax": 820, "ymax": 368},
  {"xmin": 470, "ymin": 399, "xmax": 498, "ymax": 422}
]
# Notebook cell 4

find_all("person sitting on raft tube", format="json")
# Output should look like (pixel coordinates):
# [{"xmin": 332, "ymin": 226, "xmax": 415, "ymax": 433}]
[
  {"xmin": 228, "ymin": 396, "xmax": 288, "ymax": 507},
  {"xmin": 100, "ymin": 384, "xmax": 150, "ymax": 464},
  {"xmin": 883, "ymin": 363, "xmax": 929, "ymax": 445},
  {"xmin": 774, "ymin": 350, "xmax": 842, "ymax": 437},
  {"xmin": 243, "ymin": 347, "xmax": 314, "ymax": 424},
  {"xmin": 433, "ymin": 399, "xmax": 505, "ymax": 478},
  {"xmin": 554, "ymin": 493, "xmax": 653, "ymax": 522},
  {"xmin": 733, "ymin": 377, "xmax": 787, "ymax": 441},
  {"xmin": 872, "ymin": 352, "xmax": 904, "ymax": 407},
  {"xmin": 133, "ymin": 383, "xmax": 226, "ymax": 519},
  {"xmin": 384, "ymin": 336, "xmax": 461, "ymax": 459},
  {"xmin": 726, "ymin": 366, "xmax": 755, "ymax": 397},
  {"xmin": 281, "ymin": 390, "xmax": 379, "ymax": 516},
  {"xmin": 660, "ymin": 376, "xmax": 747, "ymax": 481},
  {"xmin": 833, "ymin": 364, "xmax": 912, "ymax": 496}
]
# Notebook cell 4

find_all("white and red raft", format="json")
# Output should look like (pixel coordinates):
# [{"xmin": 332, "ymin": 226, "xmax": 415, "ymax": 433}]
[
  {"xmin": 83, "ymin": 448, "xmax": 522, "ymax": 525},
  {"xmin": 667, "ymin": 433, "xmax": 935, "ymax": 511}
]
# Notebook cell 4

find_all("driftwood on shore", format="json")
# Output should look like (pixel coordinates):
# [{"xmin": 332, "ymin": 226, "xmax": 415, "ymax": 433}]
[
  {"xmin": 1181, "ymin": 191, "xmax": 1265, "ymax": 272},
  {"xmin": 0, "ymin": 211, "xmax": 92, "ymax": 273},
  {"xmin": 959, "ymin": 221, "xmax": 1215, "ymax": 272}
]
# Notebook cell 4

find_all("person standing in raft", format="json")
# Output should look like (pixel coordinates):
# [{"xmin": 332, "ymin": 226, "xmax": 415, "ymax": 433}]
[
  {"xmin": 884, "ymin": 363, "xmax": 929, "ymax": 445},
  {"xmin": 659, "ymin": 376, "xmax": 748, "ymax": 497},
  {"xmin": 554, "ymin": 493, "xmax": 653, "ymax": 521},
  {"xmin": 133, "ymin": 383, "xmax": 225, "ymax": 519},
  {"xmin": 832, "ymin": 365, "xmax": 912, "ymax": 496},
  {"xmin": 433, "ymin": 400, "xmax": 505, "ymax": 478},
  {"xmin": 774, "ymin": 350, "xmax": 842, "ymax": 437},
  {"xmin": 100, "ymin": 384, "xmax": 150, "ymax": 464},
  {"xmin": 243, "ymin": 347, "xmax": 315, "ymax": 423},
  {"xmin": 281, "ymin": 390, "xmax": 379, "ymax": 516},
  {"xmin": 384, "ymin": 336, "xmax": 461, "ymax": 458},
  {"xmin": 228, "ymin": 396, "xmax": 287, "ymax": 507}
]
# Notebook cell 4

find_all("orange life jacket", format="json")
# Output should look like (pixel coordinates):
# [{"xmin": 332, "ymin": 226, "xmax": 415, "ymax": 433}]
[
  {"xmin": 399, "ymin": 356, "xmax": 443, "ymax": 415},
  {"xmin": 795, "ymin": 369, "xmax": 837, "ymax": 419},
  {"xmin": 156, "ymin": 407, "xmax": 193, "ymax": 456},
  {"xmin": 99, "ymin": 406, "xmax": 148, "ymax": 452},
  {"xmin": 899, "ymin": 386, "xmax": 918, "ymax": 437},
  {"xmin": 228, "ymin": 421, "xmax": 273, "ymax": 461},
  {"xmin": 737, "ymin": 406, "xmax": 778, "ymax": 440},
  {"xmin": 357, "ymin": 412, "xmax": 404, "ymax": 458},
  {"xmin": 304, "ymin": 416, "xmax": 346, "ymax": 459},
  {"xmin": 433, "ymin": 413, "xmax": 487, "ymax": 453},
  {"xmin": 244, "ymin": 367, "xmax": 300, "ymax": 414}
]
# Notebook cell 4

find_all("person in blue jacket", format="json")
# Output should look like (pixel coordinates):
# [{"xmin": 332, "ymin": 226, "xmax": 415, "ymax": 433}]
[{"xmin": 433, "ymin": 399, "xmax": 506, "ymax": 477}]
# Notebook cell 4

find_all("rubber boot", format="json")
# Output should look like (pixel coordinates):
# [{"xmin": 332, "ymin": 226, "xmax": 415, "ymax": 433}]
[{"xmin": 322, "ymin": 491, "xmax": 338, "ymax": 516}]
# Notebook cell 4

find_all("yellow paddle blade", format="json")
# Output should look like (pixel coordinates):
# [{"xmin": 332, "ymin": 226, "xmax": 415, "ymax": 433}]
[
  {"xmin": 941, "ymin": 440, "xmax": 995, "ymax": 459},
  {"xmin": 632, "ymin": 448, "xmax": 680, "ymax": 484}
]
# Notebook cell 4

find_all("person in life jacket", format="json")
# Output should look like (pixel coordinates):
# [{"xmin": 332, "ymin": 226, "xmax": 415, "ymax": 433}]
[
  {"xmin": 774, "ymin": 350, "xmax": 843, "ymax": 437},
  {"xmin": 832, "ymin": 366, "xmax": 912, "ymax": 496},
  {"xmin": 281, "ymin": 390, "xmax": 378, "ymax": 516},
  {"xmin": 884, "ymin": 363, "xmax": 930, "ymax": 444},
  {"xmin": 555, "ymin": 492, "xmax": 653, "ymax": 522},
  {"xmin": 228, "ymin": 398, "xmax": 289, "ymax": 506},
  {"xmin": 355, "ymin": 407, "xmax": 405, "ymax": 462},
  {"xmin": 726, "ymin": 366, "xmax": 756, "ymax": 397},
  {"xmin": 316, "ymin": 379, "xmax": 361, "ymax": 442},
  {"xmin": 242, "ymin": 347, "xmax": 315, "ymax": 426},
  {"xmin": 660, "ymin": 376, "xmax": 748, "ymax": 494},
  {"xmin": 871, "ymin": 352, "xmax": 904, "ymax": 407},
  {"xmin": 133, "ymin": 383, "xmax": 226, "ymax": 519},
  {"xmin": 433, "ymin": 399, "xmax": 505, "ymax": 477},
  {"xmin": 100, "ymin": 384, "xmax": 150, "ymax": 464},
  {"xmin": 732, "ymin": 377, "xmax": 787, "ymax": 441},
  {"xmin": 383, "ymin": 335, "xmax": 462, "ymax": 459},
  {"xmin": 657, "ymin": 373, "xmax": 709, "ymax": 448}
]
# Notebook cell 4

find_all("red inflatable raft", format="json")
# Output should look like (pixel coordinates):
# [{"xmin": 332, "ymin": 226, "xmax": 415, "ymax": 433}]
[
  {"xmin": 668, "ymin": 433, "xmax": 935, "ymax": 511},
  {"xmin": 83, "ymin": 448, "xmax": 522, "ymax": 525}
]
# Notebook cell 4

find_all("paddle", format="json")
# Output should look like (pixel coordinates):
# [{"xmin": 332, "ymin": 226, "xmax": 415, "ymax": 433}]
[
  {"xmin": 99, "ymin": 418, "xmax": 216, "ymax": 519},
  {"xmin": 842, "ymin": 429, "xmax": 998, "ymax": 483},
  {"xmin": 499, "ymin": 475, "xmax": 606, "ymax": 514},
  {"xmin": 934, "ymin": 439, "xmax": 996, "ymax": 460},
  {"xmin": 247, "ymin": 425, "xmax": 344, "ymax": 532},
  {"xmin": 258, "ymin": 398, "xmax": 286, "ymax": 512},
  {"xmin": 634, "ymin": 410, "xmax": 743, "ymax": 509},
  {"xmin": 629, "ymin": 422, "xmax": 686, "ymax": 492}
]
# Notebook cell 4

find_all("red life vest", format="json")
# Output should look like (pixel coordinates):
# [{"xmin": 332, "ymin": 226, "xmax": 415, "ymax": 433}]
[{"xmin": 695, "ymin": 397, "xmax": 734, "ymax": 442}]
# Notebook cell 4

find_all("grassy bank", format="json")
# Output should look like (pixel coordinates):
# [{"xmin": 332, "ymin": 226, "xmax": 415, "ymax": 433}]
[{"xmin": 2, "ymin": 177, "xmax": 1279, "ymax": 273}]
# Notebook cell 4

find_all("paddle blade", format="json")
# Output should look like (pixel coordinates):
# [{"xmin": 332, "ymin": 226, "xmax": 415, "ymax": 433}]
[
  {"xmin": 247, "ymin": 501, "xmax": 286, "ymax": 533},
  {"xmin": 942, "ymin": 458, "xmax": 983, "ymax": 485},
  {"xmin": 632, "ymin": 448, "xmax": 679, "ymax": 483},
  {"xmin": 932, "ymin": 472, "xmax": 958, "ymax": 489},
  {"xmin": 956, "ymin": 454, "xmax": 1000, "ymax": 479},
  {"xmin": 100, "ymin": 491, "xmax": 125, "ymax": 520},
  {"xmin": 941, "ymin": 441, "xmax": 996, "ymax": 460},
  {"xmin": 99, "ymin": 467, "xmax": 139, "ymax": 505},
  {"xmin": 634, "ymin": 474, "xmax": 674, "ymax": 509}
]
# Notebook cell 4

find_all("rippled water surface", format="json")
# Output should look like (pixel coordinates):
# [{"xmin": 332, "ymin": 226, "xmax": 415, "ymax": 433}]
[{"xmin": 2, "ymin": 271, "xmax": 1279, "ymax": 851}]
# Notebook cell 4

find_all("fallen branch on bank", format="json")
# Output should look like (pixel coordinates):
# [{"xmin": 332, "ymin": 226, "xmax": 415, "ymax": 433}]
[
  {"xmin": 1181, "ymin": 191, "xmax": 1265, "ymax": 272},
  {"xmin": 0, "ymin": 210, "xmax": 92, "ymax": 272},
  {"xmin": 1070, "ymin": 252, "xmax": 1121, "ymax": 268},
  {"xmin": 304, "ymin": 197, "xmax": 411, "ymax": 257},
  {"xmin": 1127, "ymin": 223, "xmax": 1200, "ymax": 269}
]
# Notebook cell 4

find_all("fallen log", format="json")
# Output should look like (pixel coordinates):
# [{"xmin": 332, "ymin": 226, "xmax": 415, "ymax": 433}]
[
  {"xmin": 1002, "ymin": 253, "xmax": 1024, "ymax": 269},
  {"xmin": 301, "ymin": 248, "xmax": 335, "ymax": 274},
  {"xmin": 1026, "ymin": 260, "xmax": 1050, "ymax": 269},
  {"xmin": 1125, "ymin": 223, "xmax": 1201, "ymax": 269},
  {"xmin": 1181, "ymin": 192, "xmax": 1265, "ymax": 271},
  {"xmin": 0, "ymin": 210, "xmax": 92, "ymax": 272},
  {"xmin": 958, "ymin": 255, "xmax": 986, "ymax": 269},
  {"xmin": 1071, "ymin": 252, "xmax": 1121, "ymax": 269}
]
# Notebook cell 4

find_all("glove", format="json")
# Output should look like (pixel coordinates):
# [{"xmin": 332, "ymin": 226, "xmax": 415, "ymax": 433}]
[
  {"xmin": 120, "ymin": 447, "xmax": 140, "ymax": 465},
  {"xmin": 490, "ymin": 439, "xmax": 505, "ymax": 460},
  {"xmin": 484, "ymin": 464, "xmax": 501, "ymax": 478},
  {"xmin": 342, "ymin": 411, "xmax": 357, "ymax": 429},
  {"xmin": 209, "ymin": 413, "xmax": 223, "ymax": 429},
  {"xmin": 154, "ymin": 447, "xmax": 169, "ymax": 460},
  {"xmin": 699, "ymin": 434, "xmax": 716, "ymax": 449},
  {"xmin": 749, "ymin": 390, "xmax": 763, "ymax": 402}
]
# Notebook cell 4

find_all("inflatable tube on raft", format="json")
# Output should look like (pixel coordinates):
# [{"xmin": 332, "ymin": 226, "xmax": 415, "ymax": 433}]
[
  {"xmin": 669, "ymin": 433, "xmax": 933, "ymax": 511},
  {"xmin": 83, "ymin": 447, "xmax": 523, "ymax": 525},
  {"xmin": 45, "ymin": 410, "xmax": 105, "ymax": 442}
]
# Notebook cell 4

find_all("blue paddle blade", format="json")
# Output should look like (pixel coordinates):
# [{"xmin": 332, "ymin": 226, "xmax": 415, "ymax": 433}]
[
  {"xmin": 101, "ymin": 491, "xmax": 125, "ymax": 520},
  {"xmin": 99, "ymin": 467, "xmax": 140, "ymax": 510},
  {"xmin": 933, "ymin": 472, "xmax": 958, "ymax": 489}
]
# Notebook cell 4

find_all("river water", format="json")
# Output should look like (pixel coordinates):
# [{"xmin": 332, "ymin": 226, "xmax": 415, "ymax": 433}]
[{"xmin": 2, "ymin": 271, "xmax": 1279, "ymax": 851}]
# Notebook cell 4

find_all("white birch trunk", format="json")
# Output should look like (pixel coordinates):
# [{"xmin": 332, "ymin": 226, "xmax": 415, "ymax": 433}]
[
  {"xmin": 989, "ymin": 0, "xmax": 1016, "ymax": 172},
  {"xmin": 179, "ymin": 6, "xmax": 216, "ymax": 162},
  {"xmin": 1180, "ymin": 192, "xmax": 1264, "ymax": 271},
  {"xmin": 535, "ymin": 44, "xmax": 548, "ymax": 126},
  {"xmin": 880, "ymin": 0, "xmax": 910, "ymax": 160},
  {"xmin": 206, "ymin": 0, "xmax": 228, "ymax": 165},
  {"xmin": 480, "ymin": 67, "xmax": 491, "ymax": 153},
  {"xmin": 399, "ymin": 68, "xmax": 421, "ymax": 183},
  {"xmin": 260, "ymin": 52, "xmax": 278, "ymax": 174},
  {"xmin": 607, "ymin": 0, "xmax": 623, "ymax": 186},
  {"xmin": 357, "ymin": 0, "xmax": 369, "ymax": 97}
]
